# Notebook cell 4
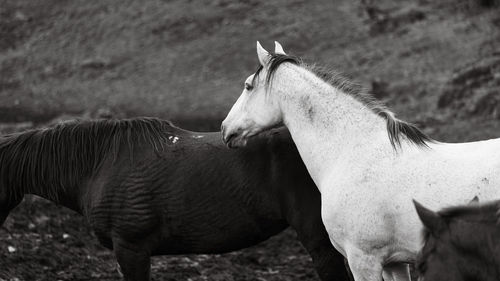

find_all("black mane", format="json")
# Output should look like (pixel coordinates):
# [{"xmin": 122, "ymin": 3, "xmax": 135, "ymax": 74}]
[
  {"xmin": 0, "ymin": 117, "xmax": 176, "ymax": 201},
  {"xmin": 255, "ymin": 52, "xmax": 433, "ymax": 150}
]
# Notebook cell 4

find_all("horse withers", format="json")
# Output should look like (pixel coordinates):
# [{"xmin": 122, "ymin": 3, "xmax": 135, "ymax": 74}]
[
  {"xmin": 0, "ymin": 118, "xmax": 351, "ymax": 281},
  {"xmin": 415, "ymin": 199, "xmax": 500, "ymax": 281}
]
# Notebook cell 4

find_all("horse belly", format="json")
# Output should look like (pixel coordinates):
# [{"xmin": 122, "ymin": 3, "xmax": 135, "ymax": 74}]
[{"xmin": 155, "ymin": 203, "xmax": 288, "ymax": 254}]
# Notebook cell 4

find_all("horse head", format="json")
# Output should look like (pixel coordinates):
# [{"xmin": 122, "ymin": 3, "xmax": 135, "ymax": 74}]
[
  {"xmin": 222, "ymin": 41, "xmax": 289, "ymax": 148},
  {"xmin": 415, "ymin": 199, "xmax": 500, "ymax": 281}
]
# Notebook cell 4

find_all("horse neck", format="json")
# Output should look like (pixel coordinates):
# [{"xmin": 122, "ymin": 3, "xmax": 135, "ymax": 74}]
[
  {"xmin": 12, "ymin": 173, "xmax": 85, "ymax": 215},
  {"xmin": 25, "ymin": 179, "xmax": 85, "ymax": 214},
  {"xmin": 275, "ymin": 65, "xmax": 390, "ymax": 187}
]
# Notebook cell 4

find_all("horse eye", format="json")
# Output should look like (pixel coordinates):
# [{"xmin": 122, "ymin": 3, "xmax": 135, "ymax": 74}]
[{"xmin": 245, "ymin": 83, "xmax": 253, "ymax": 91}]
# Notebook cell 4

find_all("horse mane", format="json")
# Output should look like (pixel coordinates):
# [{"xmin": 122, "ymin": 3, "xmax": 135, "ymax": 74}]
[
  {"xmin": 255, "ymin": 52, "xmax": 433, "ymax": 150},
  {"xmin": 0, "ymin": 117, "xmax": 176, "ymax": 202},
  {"xmin": 438, "ymin": 200, "xmax": 500, "ymax": 223}
]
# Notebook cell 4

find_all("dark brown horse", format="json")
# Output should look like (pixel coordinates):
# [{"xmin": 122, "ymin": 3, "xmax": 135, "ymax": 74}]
[
  {"xmin": 0, "ymin": 117, "xmax": 351, "ymax": 281},
  {"xmin": 415, "ymin": 199, "xmax": 500, "ymax": 281}
]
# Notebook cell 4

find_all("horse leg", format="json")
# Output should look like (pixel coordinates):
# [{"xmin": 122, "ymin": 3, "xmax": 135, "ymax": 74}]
[
  {"xmin": 308, "ymin": 244, "xmax": 354, "ymax": 281},
  {"xmin": 345, "ymin": 247, "xmax": 383, "ymax": 281},
  {"xmin": 0, "ymin": 211, "xmax": 8, "ymax": 226},
  {"xmin": 116, "ymin": 262, "xmax": 124, "ymax": 278},
  {"xmin": 113, "ymin": 238, "xmax": 152, "ymax": 281},
  {"xmin": 381, "ymin": 263, "xmax": 411, "ymax": 281},
  {"xmin": 298, "ymin": 233, "xmax": 354, "ymax": 281},
  {"xmin": 0, "ymin": 211, "xmax": 12, "ymax": 237},
  {"xmin": 0, "ymin": 197, "xmax": 22, "ymax": 226}
]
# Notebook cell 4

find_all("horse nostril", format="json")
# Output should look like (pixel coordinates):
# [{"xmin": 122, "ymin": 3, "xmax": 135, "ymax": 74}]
[{"xmin": 224, "ymin": 133, "xmax": 237, "ymax": 145}]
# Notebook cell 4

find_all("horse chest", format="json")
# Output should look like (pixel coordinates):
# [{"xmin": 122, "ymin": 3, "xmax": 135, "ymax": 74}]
[
  {"xmin": 319, "ymin": 179, "xmax": 388, "ymax": 252},
  {"xmin": 319, "ymin": 149, "xmax": 500, "ymax": 260},
  {"xmin": 318, "ymin": 157, "xmax": 434, "ymax": 251}
]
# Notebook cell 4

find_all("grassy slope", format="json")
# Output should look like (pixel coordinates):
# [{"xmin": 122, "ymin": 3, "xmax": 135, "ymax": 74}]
[{"xmin": 1, "ymin": 0, "xmax": 499, "ymax": 135}]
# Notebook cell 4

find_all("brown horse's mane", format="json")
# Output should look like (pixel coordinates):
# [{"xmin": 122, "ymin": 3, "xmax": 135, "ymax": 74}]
[
  {"xmin": 0, "ymin": 117, "xmax": 176, "ymax": 202},
  {"xmin": 253, "ymin": 52, "xmax": 433, "ymax": 150}
]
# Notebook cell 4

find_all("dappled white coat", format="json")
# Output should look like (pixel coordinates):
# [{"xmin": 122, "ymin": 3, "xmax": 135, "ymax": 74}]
[
  {"xmin": 278, "ymin": 70, "xmax": 500, "ymax": 281},
  {"xmin": 221, "ymin": 42, "xmax": 500, "ymax": 281}
]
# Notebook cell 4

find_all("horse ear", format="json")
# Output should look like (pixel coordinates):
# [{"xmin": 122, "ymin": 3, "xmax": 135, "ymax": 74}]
[
  {"xmin": 469, "ymin": 196, "xmax": 479, "ymax": 204},
  {"xmin": 257, "ymin": 41, "xmax": 271, "ymax": 67},
  {"xmin": 274, "ymin": 41, "xmax": 286, "ymax": 55},
  {"xmin": 413, "ymin": 200, "xmax": 446, "ymax": 236}
]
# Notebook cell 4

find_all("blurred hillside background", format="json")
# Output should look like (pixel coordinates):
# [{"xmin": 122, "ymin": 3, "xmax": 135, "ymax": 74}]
[
  {"xmin": 0, "ymin": 0, "xmax": 499, "ymax": 140},
  {"xmin": 0, "ymin": 0, "xmax": 499, "ymax": 280}
]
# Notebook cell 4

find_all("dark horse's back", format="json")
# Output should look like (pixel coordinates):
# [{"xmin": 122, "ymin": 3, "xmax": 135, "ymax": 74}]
[
  {"xmin": 88, "ymin": 126, "xmax": 296, "ymax": 254},
  {"xmin": 0, "ymin": 118, "xmax": 350, "ymax": 280}
]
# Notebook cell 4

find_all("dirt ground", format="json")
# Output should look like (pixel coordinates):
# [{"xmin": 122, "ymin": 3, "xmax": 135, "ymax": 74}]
[
  {"xmin": 1, "ymin": 0, "xmax": 499, "ymax": 280},
  {"xmin": 0, "ymin": 197, "xmax": 318, "ymax": 281}
]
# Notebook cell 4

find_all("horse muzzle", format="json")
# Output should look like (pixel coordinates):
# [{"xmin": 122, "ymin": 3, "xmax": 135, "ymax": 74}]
[{"xmin": 221, "ymin": 124, "xmax": 247, "ymax": 148}]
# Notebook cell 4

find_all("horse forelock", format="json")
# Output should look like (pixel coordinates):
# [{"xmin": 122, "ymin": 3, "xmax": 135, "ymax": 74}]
[
  {"xmin": 255, "ymin": 52, "xmax": 432, "ymax": 150},
  {"xmin": 0, "ymin": 117, "xmax": 176, "ymax": 201}
]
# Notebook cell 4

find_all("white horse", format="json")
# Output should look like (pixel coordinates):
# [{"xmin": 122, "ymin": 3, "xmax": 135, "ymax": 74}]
[{"xmin": 221, "ymin": 41, "xmax": 500, "ymax": 281}]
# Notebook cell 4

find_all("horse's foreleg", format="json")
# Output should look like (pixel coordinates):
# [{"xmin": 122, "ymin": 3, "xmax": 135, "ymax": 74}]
[
  {"xmin": 0, "ymin": 211, "xmax": 8, "ymax": 226},
  {"xmin": 303, "ymin": 239, "xmax": 354, "ymax": 281},
  {"xmin": 345, "ymin": 247, "xmax": 384, "ymax": 281},
  {"xmin": 0, "ymin": 197, "xmax": 22, "ymax": 226},
  {"xmin": 382, "ymin": 263, "xmax": 411, "ymax": 281},
  {"xmin": 0, "ymin": 211, "xmax": 13, "ymax": 238},
  {"xmin": 113, "ymin": 238, "xmax": 152, "ymax": 281},
  {"xmin": 116, "ymin": 262, "xmax": 124, "ymax": 278}
]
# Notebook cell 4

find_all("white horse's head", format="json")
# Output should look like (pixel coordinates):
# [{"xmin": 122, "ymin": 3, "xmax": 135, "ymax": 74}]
[{"xmin": 221, "ymin": 41, "xmax": 287, "ymax": 148}]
